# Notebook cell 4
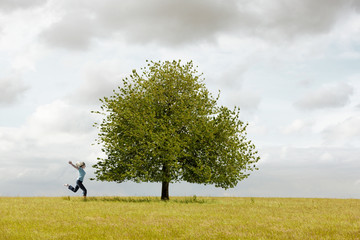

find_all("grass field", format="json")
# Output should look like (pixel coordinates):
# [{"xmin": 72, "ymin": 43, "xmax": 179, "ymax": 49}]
[{"xmin": 0, "ymin": 196, "xmax": 359, "ymax": 239}]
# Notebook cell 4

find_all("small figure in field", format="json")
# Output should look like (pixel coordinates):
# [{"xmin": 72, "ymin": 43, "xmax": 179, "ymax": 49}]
[{"xmin": 64, "ymin": 161, "xmax": 87, "ymax": 198}]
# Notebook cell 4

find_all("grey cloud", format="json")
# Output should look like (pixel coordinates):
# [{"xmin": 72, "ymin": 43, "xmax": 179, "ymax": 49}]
[
  {"xmin": 0, "ymin": 76, "xmax": 29, "ymax": 106},
  {"xmin": 294, "ymin": 82, "xmax": 354, "ymax": 110},
  {"xmin": 68, "ymin": 63, "xmax": 124, "ymax": 105},
  {"xmin": 40, "ymin": 10, "xmax": 98, "ymax": 50},
  {"xmin": 0, "ymin": 0, "xmax": 47, "ymax": 11},
  {"xmin": 352, "ymin": 0, "xmax": 360, "ymax": 10},
  {"xmin": 95, "ymin": 0, "xmax": 238, "ymax": 45},
  {"xmin": 70, "ymin": 76, "xmax": 121, "ymax": 105},
  {"xmin": 40, "ymin": 0, "xmax": 238, "ymax": 49},
  {"xmin": 250, "ymin": 0, "xmax": 351, "ymax": 40},
  {"xmin": 217, "ymin": 64, "xmax": 248, "ymax": 87},
  {"xmin": 38, "ymin": 0, "xmax": 360, "ymax": 50}
]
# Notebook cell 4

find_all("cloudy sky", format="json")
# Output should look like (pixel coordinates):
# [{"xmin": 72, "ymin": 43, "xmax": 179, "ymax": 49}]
[{"xmin": 1, "ymin": 0, "xmax": 360, "ymax": 198}]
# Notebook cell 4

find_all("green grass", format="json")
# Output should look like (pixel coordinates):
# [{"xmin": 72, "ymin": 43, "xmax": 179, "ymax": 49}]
[{"xmin": 0, "ymin": 196, "xmax": 359, "ymax": 239}]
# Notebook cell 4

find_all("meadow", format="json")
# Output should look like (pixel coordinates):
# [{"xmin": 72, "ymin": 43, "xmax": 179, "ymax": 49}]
[{"xmin": 0, "ymin": 196, "xmax": 359, "ymax": 239}]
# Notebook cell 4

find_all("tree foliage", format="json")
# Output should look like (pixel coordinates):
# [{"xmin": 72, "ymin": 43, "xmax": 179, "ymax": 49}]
[{"xmin": 92, "ymin": 60, "xmax": 260, "ymax": 199}]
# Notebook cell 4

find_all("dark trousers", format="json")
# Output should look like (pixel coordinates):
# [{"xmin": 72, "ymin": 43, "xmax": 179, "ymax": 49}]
[{"xmin": 68, "ymin": 180, "xmax": 87, "ymax": 196}]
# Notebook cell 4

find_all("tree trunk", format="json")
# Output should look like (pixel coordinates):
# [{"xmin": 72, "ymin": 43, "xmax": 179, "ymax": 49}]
[
  {"xmin": 161, "ymin": 163, "xmax": 170, "ymax": 201},
  {"xmin": 161, "ymin": 181, "xmax": 169, "ymax": 201}
]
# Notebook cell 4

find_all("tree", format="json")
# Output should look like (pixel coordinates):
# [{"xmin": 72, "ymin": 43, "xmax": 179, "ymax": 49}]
[{"xmin": 92, "ymin": 60, "xmax": 260, "ymax": 200}]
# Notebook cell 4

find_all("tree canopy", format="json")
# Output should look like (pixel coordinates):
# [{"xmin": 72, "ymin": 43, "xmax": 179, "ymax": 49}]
[{"xmin": 92, "ymin": 60, "xmax": 260, "ymax": 200}]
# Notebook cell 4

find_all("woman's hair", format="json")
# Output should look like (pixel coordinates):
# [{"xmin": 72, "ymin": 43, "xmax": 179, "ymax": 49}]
[{"xmin": 76, "ymin": 161, "xmax": 86, "ymax": 168}]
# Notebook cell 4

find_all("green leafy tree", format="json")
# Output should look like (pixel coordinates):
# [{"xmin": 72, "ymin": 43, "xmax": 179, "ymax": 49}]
[{"xmin": 92, "ymin": 60, "xmax": 260, "ymax": 200}]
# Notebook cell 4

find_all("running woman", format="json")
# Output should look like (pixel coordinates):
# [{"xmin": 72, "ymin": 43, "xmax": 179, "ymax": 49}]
[{"xmin": 64, "ymin": 161, "xmax": 87, "ymax": 198}]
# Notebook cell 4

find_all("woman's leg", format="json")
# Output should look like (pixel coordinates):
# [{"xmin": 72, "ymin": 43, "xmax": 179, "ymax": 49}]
[
  {"xmin": 68, "ymin": 183, "xmax": 79, "ymax": 193},
  {"xmin": 77, "ymin": 180, "xmax": 87, "ymax": 197}
]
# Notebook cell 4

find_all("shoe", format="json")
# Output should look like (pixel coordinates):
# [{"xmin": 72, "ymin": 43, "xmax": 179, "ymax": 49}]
[{"xmin": 64, "ymin": 184, "xmax": 69, "ymax": 187}]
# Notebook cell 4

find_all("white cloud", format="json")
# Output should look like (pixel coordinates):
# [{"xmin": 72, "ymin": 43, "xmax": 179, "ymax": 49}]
[
  {"xmin": 294, "ymin": 82, "xmax": 354, "ymax": 110},
  {"xmin": 0, "ymin": 5, "xmax": 52, "ymax": 51},
  {"xmin": 0, "ymin": 99, "xmax": 100, "ymax": 195},
  {"xmin": 282, "ymin": 119, "xmax": 314, "ymax": 134},
  {"xmin": 228, "ymin": 90, "xmax": 261, "ymax": 111},
  {"xmin": 210, "ymin": 63, "xmax": 261, "ymax": 111},
  {"xmin": 26, "ymin": 100, "xmax": 94, "ymax": 135},
  {"xmin": 0, "ymin": 3, "xmax": 56, "ymax": 75},
  {"xmin": 0, "ymin": 100, "xmax": 96, "ymax": 164},
  {"xmin": 0, "ymin": 0, "xmax": 360, "ymax": 198},
  {"xmin": 0, "ymin": 75, "xmax": 28, "ymax": 105},
  {"xmin": 11, "ymin": 44, "xmax": 47, "ymax": 72},
  {"xmin": 247, "ymin": 119, "xmax": 269, "ymax": 137},
  {"xmin": 322, "ymin": 116, "xmax": 360, "ymax": 146},
  {"xmin": 320, "ymin": 151, "xmax": 334, "ymax": 162},
  {"xmin": 228, "ymin": 146, "xmax": 360, "ymax": 198}
]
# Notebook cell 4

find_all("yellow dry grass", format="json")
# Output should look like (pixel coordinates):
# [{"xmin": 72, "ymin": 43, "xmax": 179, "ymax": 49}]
[{"xmin": 0, "ymin": 196, "xmax": 359, "ymax": 239}]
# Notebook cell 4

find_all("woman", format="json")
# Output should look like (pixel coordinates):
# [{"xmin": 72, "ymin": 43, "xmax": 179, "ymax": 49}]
[{"xmin": 64, "ymin": 161, "xmax": 87, "ymax": 198}]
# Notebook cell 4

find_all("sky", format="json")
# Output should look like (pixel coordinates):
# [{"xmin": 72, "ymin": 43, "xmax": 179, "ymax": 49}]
[{"xmin": 0, "ymin": 0, "xmax": 360, "ymax": 198}]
